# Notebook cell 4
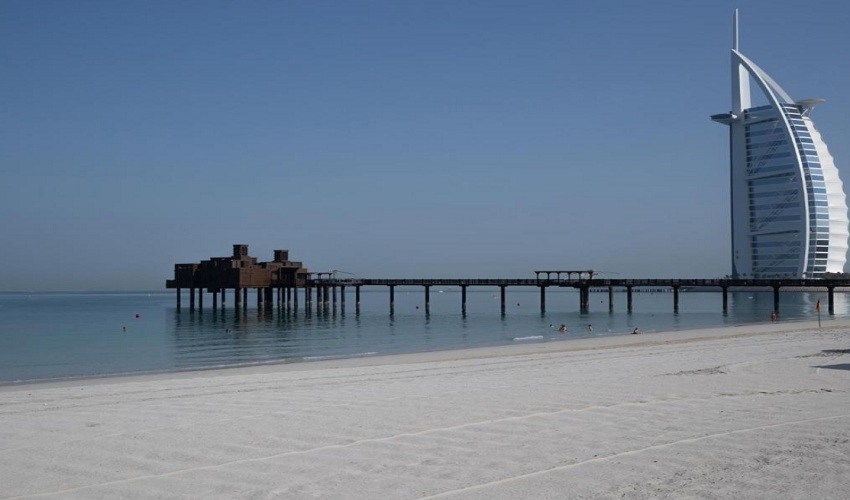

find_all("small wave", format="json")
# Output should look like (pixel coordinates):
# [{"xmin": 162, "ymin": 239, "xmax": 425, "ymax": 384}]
[
  {"xmin": 301, "ymin": 351, "xmax": 379, "ymax": 362},
  {"xmin": 513, "ymin": 335, "xmax": 544, "ymax": 341}
]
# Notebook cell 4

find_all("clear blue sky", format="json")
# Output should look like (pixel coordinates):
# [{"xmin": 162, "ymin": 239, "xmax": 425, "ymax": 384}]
[{"xmin": 2, "ymin": 0, "xmax": 849, "ymax": 291}]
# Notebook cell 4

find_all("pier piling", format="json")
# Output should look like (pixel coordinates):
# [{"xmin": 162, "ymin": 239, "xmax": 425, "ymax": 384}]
[
  {"xmin": 578, "ymin": 285, "xmax": 590, "ymax": 314},
  {"xmin": 500, "ymin": 285, "xmax": 506, "ymax": 315}
]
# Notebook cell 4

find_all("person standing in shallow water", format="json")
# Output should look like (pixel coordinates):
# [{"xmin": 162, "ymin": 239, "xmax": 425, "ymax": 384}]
[{"xmin": 558, "ymin": 324, "xmax": 567, "ymax": 333}]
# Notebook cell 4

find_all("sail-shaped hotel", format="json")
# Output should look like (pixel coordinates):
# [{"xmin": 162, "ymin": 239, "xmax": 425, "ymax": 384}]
[{"xmin": 711, "ymin": 11, "xmax": 849, "ymax": 279}]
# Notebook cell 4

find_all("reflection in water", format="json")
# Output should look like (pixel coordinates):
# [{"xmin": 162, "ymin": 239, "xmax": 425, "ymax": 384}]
[
  {"xmin": 164, "ymin": 288, "xmax": 850, "ymax": 372},
  {"xmin": 3, "ymin": 289, "xmax": 850, "ymax": 383}
]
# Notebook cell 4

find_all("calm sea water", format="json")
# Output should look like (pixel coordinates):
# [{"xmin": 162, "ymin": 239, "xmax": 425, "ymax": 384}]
[{"xmin": 1, "ymin": 288, "xmax": 847, "ymax": 384}]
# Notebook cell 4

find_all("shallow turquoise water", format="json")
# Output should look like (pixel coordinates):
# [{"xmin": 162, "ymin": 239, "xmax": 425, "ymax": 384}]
[{"xmin": 0, "ymin": 288, "xmax": 845, "ymax": 383}]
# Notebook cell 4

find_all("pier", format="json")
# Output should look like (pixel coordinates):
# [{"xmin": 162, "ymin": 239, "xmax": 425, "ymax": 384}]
[
  {"xmin": 301, "ymin": 276, "xmax": 850, "ymax": 316},
  {"xmin": 166, "ymin": 245, "xmax": 850, "ymax": 317}
]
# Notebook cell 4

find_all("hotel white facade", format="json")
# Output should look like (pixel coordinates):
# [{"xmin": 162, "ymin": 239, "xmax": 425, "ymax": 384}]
[{"xmin": 711, "ymin": 11, "xmax": 849, "ymax": 279}]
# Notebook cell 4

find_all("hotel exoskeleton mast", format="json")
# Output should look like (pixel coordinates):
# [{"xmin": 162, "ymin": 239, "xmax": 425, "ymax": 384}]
[{"xmin": 711, "ymin": 10, "xmax": 849, "ymax": 279}]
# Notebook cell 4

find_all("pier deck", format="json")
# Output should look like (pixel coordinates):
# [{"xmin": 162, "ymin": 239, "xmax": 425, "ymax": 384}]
[{"xmin": 166, "ymin": 245, "xmax": 850, "ymax": 316}]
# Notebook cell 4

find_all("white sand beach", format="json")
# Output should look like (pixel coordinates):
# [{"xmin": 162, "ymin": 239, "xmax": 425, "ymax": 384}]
[{"xmin": 1, "ymin": 321, "xmax": 849, "ymax": 499}]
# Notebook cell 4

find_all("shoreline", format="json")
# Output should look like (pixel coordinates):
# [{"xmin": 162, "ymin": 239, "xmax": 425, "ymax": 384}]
[
  {"xmin": 3, "ymin": 317, "xmax": 842, "ymax": 392},
  {"xmin": 2, "ymin": 289, "xmax": 841, "ymax": 388}
]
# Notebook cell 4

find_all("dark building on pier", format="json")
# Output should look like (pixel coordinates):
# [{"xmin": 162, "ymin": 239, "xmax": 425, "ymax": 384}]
[{"xmin": 166, "ymin": 244, "xmax": 309, "ymax": 294}]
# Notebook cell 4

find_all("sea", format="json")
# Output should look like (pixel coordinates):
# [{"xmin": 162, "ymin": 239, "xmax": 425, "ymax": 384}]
[{"xmin": 1, "ymin": 287, "xmax": 847, "ymax": 385}]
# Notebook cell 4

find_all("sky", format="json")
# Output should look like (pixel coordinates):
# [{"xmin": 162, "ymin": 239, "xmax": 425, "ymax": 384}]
[{"xmin": 2, "ymin": 0, "xmax": 850, "ymax": 291}]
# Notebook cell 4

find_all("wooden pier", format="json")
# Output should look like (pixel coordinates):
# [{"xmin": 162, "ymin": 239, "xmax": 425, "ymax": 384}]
[{"xmin": 166, "ymin": 247, "xmax": 850, "ymax": 316}]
